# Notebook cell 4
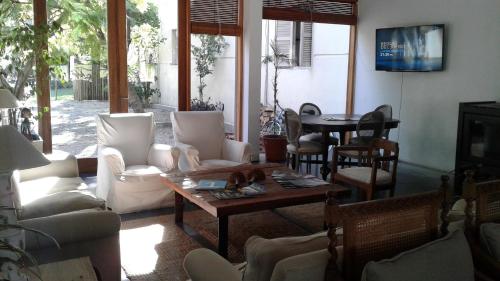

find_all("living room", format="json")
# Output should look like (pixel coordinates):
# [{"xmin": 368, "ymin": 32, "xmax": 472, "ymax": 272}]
[{"xmin": 1, "ymin": 0, "xmax": 499, "ymax": 280}]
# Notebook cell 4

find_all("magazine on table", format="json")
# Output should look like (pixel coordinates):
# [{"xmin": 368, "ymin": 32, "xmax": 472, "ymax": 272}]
[
  {"xmin": 272, "ymin": 170, "xmax": 329, "ymax": 189},
  {"xmin": 210, "ymin": 183, "xmax": 266, "ymax": 200},
  {"xmin": 195, "ymin": 179, "xmax": 227, "ymax": 191}
]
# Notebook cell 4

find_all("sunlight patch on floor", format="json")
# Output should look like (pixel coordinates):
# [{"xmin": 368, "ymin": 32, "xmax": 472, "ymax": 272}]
[{"xmin": 120, "ymin": 224, "xmax": 165, "ymax": 276}]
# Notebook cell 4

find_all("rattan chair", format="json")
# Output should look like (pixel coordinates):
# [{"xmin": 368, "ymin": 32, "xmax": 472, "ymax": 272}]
[
  {"xmin": 332, "ymin": 138, "xmax": 399, "ymax": 200},
  {"xmin": 462, "ymin": 172, "xmax": 500, "ymax": 279},
  {"xmin": 324, "ymin": 189, "xmax": 449, "ymax": 281},
  {"xmin": 299, "ymin": 103, "xmax": 339, "ymax": 146},
  {"xmin": 284, "ymin": 108, "xmax": 322, "ymax": 173}
]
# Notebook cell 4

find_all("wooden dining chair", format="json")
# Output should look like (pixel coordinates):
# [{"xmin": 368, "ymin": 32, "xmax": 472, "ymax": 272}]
[
  {"xmin": 332, "ymin": 138, "xmax": 399, "ymax": 201},
  {"xmin": 298, "ymin": 103, "xmax": 338, "ymax": 146},
  {"xmin": 284, "ymin": 108, "xmax": 322, "ymax": 173},
  {"xmin": 374, "ymin": 104, "xmax": 393, "ymax": 139},
  {"xmin": 338, "ymin": 111, "xmax": 386, "ymax": 166}
]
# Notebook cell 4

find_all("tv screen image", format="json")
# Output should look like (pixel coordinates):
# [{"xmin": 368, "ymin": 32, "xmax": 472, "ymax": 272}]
[{"xmin": 375, "ymin": 24, "xmax": 444, "ymax": 72}]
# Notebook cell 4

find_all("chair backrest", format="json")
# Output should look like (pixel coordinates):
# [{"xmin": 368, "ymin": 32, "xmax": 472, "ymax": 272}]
[
  {"xmin": 284, "ymin": 108, "xmax": 302, "ymax": 147},
  {"xmin": 171, "ymin": 111, "xmax": 225, "ymax": 160},
  {"xmin": 299, "ymin": 103, "xmax": 322, "ymax": 116},
  {"xmin": 374, "ymin": 104, "xmax": 393, "ymax": 139},
  {"xmin": 463, "ymin": 172, "xmax": 500, "ymax": 234},
  {"xmin": 324, "ymin": 190, "xmax": 446, "ymax": 281},
  {"xmin": 96, "ymin": 113, "xmax": 155, "ymax": 165},
  {"xmin": 371, "ymin": 138, "xmax": 399, "ymax": 174},
  {"xmin": 356, "ymin": 111, "xmax": 385, "ymax": 145}
]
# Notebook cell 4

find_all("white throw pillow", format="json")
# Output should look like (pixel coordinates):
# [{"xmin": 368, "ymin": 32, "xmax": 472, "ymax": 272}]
[
  {"xmin": 480, "ymin": 223, "xmax": 500, "ymax": 262},
  {"xmin": 361, "ymin": 230, "xmax": 474, "ymax": 281}
]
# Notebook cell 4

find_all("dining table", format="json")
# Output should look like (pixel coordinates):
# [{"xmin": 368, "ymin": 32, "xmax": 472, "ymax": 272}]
[{"xmin": 301, "ymin": 114, "xmax": 400, "ymax": 180}]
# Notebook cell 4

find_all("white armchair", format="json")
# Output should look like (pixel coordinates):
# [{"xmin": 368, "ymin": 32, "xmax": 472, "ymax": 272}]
[
  {"xmin": 170, "ymin": 111, "xmax": 252, "ymax": 171},
  {"xmin": 96, "ymin": 113, "xmax": 180, "ymax": 213}
]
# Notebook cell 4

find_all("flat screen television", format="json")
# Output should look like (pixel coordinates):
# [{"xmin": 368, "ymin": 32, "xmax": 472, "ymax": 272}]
[{"xmin": 375, "ymin": 24, "xmax": 445, "ymax": 72}]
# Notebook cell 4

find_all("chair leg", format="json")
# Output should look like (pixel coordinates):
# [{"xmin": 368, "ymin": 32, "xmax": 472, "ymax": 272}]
[
  {"xmin": 306, "ymin": 155, "xmax": 311, "ymax": 174},
  {"xmin": 366, "ymin": 188, "xmax": 374, "ymax": 201},
  {"xmin": 285, "ymin": 152, "xmax": 290, "ymax": 167},
  {"xmin": 295, "ymin": 154, "xmax": 300, "ymax": 172},
  {"xmin": 390, "ymin": 186, "xmax": 395, "ymax": 197},
  {"xmin": 291, "ymin": 154, "xmax": 296, "ymax": 170}
]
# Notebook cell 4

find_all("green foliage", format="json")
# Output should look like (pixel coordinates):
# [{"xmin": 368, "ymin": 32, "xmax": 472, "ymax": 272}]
[
  {"xmin": 191, "ymin": 35, "xmax": 228, "ymax": 102},
  {"xmin": 133, "ymin": 81, "xmax": 160, "ymax": 108}
]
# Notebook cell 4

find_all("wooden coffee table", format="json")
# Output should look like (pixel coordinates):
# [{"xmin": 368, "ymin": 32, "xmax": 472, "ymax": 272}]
[{"xmin": 160, "ymin": 163, "xmax": 350, "ymax": 258}]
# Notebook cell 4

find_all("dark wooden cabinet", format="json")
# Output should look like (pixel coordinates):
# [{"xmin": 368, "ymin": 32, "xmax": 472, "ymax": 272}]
[{"xmin": 455, "ymin": 101, "xmax": 500, "ymax": 193}]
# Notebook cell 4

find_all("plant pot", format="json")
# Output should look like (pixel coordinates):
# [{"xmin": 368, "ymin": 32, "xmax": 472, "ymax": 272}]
[{"xmin": 262, "ymin": 135, "xmax": 288, "ymax": 162}]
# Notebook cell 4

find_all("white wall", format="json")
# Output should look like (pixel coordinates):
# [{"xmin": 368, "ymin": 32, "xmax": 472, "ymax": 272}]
[
  {"xmin": 355, "ymin": 0, "xmax": 500, "ymax": 171},
  {"xmin": 261, "ymin": 21, "xmax": 350, "ymax": 114}
]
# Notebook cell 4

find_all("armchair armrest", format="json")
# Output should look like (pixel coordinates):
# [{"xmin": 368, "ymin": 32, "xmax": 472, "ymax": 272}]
[
  {"xmin": 176, "ymin": 142, "xmax": 201, "ymax": 171},
  {"xmin": 222, "ymin": 139, "xmax": 252, "ymax": 164},
  {"xmin": 373, "ymin": 155, "xmax": 398, "ymax": 163},
  {"xmin": 184, "ymin": 248, "xmax": 242, "ymax": 281},
  {"xmin": 21, "ymin": 209, "xmax": 120, "ymax": 250},
  {"xmin": 100, "ymin": 146, "xmax": 125, "ymax": 176},
  {"xmin": 18, "ymin": 151, "xmax": 79, "ymax": 182},
  {"xmin": 333, "ymin": 145, "xmax": 371, "ymax": 174},
  {"xmin": 148, "ymin": 144, "xmax": 181, "ymax": 172}
]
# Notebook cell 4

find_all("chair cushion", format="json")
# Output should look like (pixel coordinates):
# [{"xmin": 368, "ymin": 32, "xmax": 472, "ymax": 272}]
[
  {"xmin": 20, "ymin": 191, "xmax": 105, "ymax": 220},
  {"xmin": 243, "ymin": 231, "xmax": 328, "ymax": 281},
  {"xmin": 200, "ymin": 159, "xmax": 242, "ymax": 169},
  {"xmin": 480, "ymin": 223, "xmax": 500, "ymax": 261},
  {"xmin": 123, "ymin": 165, "xmax": 164, "ymax": 176},
  {"xmin": 336, "ymin": 167, "xmax": 392, "ymax": 185},
  {"xmin": 17, "ymin": 177, "xmax": 88, "ymax": 206},
  {"xmin": 300, "ymin": 133, "xmax": 338, "ymax": 145},
  {"xmin": 361, "ymin": 230, "xmax": 474, "ymax": 281},
  {"xmin": 287, "ymin": 141, "xmax": 322, "ymax": 154}
]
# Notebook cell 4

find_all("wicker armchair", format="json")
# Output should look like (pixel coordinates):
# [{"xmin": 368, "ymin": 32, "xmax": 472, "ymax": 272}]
[
  {"xmin": 323, "ymin": 190, "xmax": 446, "ymax": 281},
  {"xmin": 332, "ymin": 139, "xmax": 399, "ymax": 200},
  {"xmin": 462, "ymin": 172, "xmax": 500, "ymax": 279}
]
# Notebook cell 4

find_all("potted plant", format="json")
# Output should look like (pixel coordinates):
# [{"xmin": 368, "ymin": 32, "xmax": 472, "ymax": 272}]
[{"xmin": 261, "ymin": 41, "xmax": 289, "ymax": 162}]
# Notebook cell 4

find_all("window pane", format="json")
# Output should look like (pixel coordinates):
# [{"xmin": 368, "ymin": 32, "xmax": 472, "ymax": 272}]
[
  {"xmin": 261, "ymin": 20, "xmax": 350, "ymax": 115},
  {"xmin": 190, "ymin": 34, "xmax": 236, "ymax": 137},
  {"xmin": 128, "ymin": 0, "xmax": 178, "ymax": 145}
]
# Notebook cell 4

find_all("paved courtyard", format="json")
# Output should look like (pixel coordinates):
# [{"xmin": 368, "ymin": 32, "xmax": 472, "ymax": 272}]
[{"xmin": 50, "ymin": 100, "xmax": 175, "ymax": 158}]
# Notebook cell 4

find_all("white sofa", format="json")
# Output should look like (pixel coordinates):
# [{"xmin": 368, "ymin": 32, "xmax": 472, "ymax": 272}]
[
  {"xmin": 10, "ymin": 151, "xmax": 104, "ymax": 220},
  {"xmin": 96, "ymin": 113, "xmax": 180, "ymax": 213},
  {"xmin": 170, "ymin": 111, "xmax": 252, "ymax": 171}
]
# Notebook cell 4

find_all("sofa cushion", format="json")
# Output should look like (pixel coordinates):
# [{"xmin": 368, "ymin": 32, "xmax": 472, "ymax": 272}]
[
  {"xmin": 480, "ymin": 223, "xmax": 500, "ymax": 261},
  {"xmin": 17, "ymin": 176, "xmax": 88, "ymax": 206},
  {"xmin": 270, "ymin": 247, "xmax": 343, "ymax": 281},
  {"xmin": 243, "ymin": 231, "xmax": 329, "ymax": 281},
  {"xmin": 361, "ymin": 230, "xmax": 474, "ymax": 281},
  {"xmin": 20, "ymin": 191, "xmax": 105, "ymax": 220}
]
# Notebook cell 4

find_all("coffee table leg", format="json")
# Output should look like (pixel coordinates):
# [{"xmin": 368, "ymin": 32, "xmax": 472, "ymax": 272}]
[
  {"xmin": 320, "ymin": 130, "xmax": 331, "ymax": 180},
  {"xmin": 175, "ymin": 192, "xmax": 184, "ymax": 224},
  {"xmin": 218, "ymin": 216, "xmax": 229, "ymax": 258}
]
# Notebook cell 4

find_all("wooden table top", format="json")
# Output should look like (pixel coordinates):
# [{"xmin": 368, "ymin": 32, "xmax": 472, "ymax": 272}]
[
  {"xmin": 161, "ymin": 163, "xmax": 351, "ymax": 217},
  {"xmin": 301, "ymin": 114, "xmax": 400, "ymax": 131}
]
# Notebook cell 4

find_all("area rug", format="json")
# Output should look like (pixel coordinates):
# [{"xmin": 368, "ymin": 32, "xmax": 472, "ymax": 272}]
[{"xmin": 120, "ymin": 203, "xmax": 325, "ymax": 281}]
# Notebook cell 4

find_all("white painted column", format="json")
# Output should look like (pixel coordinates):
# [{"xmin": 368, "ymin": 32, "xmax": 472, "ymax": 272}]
[{"xmin": 242, "ymin": 0, "xmax": 263, "ymax": 161}]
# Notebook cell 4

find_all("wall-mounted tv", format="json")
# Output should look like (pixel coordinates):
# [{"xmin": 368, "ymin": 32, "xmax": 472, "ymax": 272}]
[{"xmin": 376, "ymin": 24, "xmax": 445, "ymax": 72}]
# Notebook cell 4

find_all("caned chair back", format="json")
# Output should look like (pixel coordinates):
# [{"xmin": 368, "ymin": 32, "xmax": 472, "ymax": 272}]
[
  {"xmin": 374, "ymin": 104, "xmax": 393, "ymax": 139},
  {"xmin": 324, "ymin": 190, "xmax": 446, "ymax": 281},
  {"xmin": 463, "ymin": 172, "xmax": 500, "ymax": 233},
  {"xmin": 356, "ymin": 111, "xmax": 385, "ymax": 145},
  {"xmin": 299, "ymin": 103, "xmax": 322, "ymax": 116},
  {"xmin": 284, "ymin": 108, "xmax": 302, "ymax": 147}
]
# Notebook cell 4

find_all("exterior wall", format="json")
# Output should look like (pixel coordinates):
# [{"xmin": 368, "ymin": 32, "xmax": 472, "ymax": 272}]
[
  {"xmin": 354, "ymin": 0, "xmax": 500, "ymax": 171},
  {"xmin": 261, "ymin": 21, "xmax": 350, "ymax": 114}
]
